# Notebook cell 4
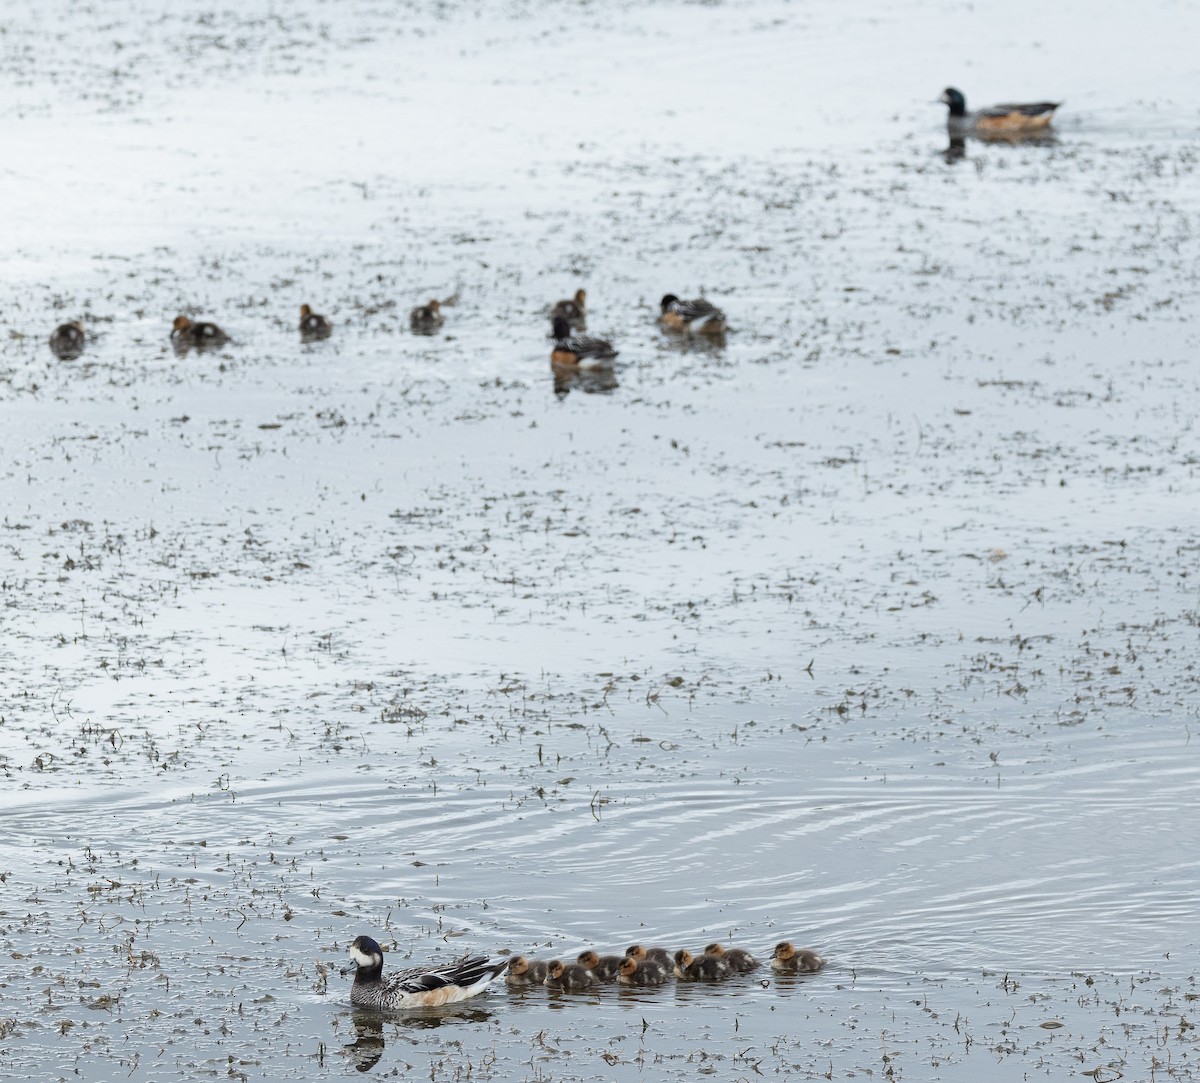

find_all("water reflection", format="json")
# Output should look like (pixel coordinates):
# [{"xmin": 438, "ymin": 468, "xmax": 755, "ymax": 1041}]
[
  {"xmin": 345, "ymin": 1012, "xmax": 385, "ymax": 1073},
  {"xmin": 941, "ymin": 127, "xmax": 1058, "ymax": 163},
  {"xmin": 343, "ymin": 1005, "xmax": 496, "ymax": 1072},
  {"xmin": 552, "ymin": 362, "xmax": 619, "ymax": 397}
]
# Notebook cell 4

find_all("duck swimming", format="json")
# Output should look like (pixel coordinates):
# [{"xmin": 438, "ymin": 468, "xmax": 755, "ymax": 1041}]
[
  {"xmin": 299, "ymin": 303, "xmax": 332, "ymax": 339},
  {"xmin": 770, "ymin": 941, "xmax": 827, "ymax": 974},
  {"xmin": 49, "ymin": 320, "xmax": 85, "ymax": 358},
  {"xmin": 625, "ymin": 944, "xmax": 674, "ymax": 970},
  {"xmin": 171, "ymin": 314, "xmax": 228, "ymax": 350},
  {"xmin": 543, "ymin": 960, "xmax": 599, "ymax": 991},
  {"xmin": 505, "ymin": 955, "xmax": 551, "ymax": 987},
  {"xmin": 576, "ymin": 950, "xmax": 624, "ymax": 981},
  {"xmin": 410, "ymin": 299, "xmax": 444, "ymax": 334},
  {"xmin": 659, "ymin": 294, "xmax": 727, "ymax": 336},
  {"xmin": 703, "ymin": 942, "xmax": 759, "ymax": 974},
  {"xmin": 938, "ymin": 87, "xmax": 1061, "ymax": 133},
  {"xmin": 617, "ymin": 956, "xmax": 670, "ymax": 987},
  {"xmin": 340, "ymin": 935, "xmax": 507, "ymax": 1010},
  {"xmin": 674, "ymin": 949, "xmax": 729, "ymax": 982},
  {"xmin": 550, "ymin": 315, "xmax": 617, "ymax": 367}
]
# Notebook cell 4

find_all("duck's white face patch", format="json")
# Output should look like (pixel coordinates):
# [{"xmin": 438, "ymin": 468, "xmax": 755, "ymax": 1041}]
[{"xmin": 350, "ymin": 943, "xmax": 379, "ymax": 968}]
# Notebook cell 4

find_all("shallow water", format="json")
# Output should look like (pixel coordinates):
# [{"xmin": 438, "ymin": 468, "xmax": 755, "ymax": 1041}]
[{"xmin": 3, "ymin": 0, "xmax": 1200, "ymax": 1080}]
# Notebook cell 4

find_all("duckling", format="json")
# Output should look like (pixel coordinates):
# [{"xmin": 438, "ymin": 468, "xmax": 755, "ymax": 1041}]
[
  {"xmin": 659, "ymin": 294, "xmax": 726, "ymax": 337},
  {"xmin": 770, "ymin": 941, "xmax": 826, "ymax": 974},
  {"xmin": 410, "ymin": 299, "xmax": 444, "ymax": 334},
  {"xmin": 550, "ymin": 288, "xmax": 587, "ymax": 329},
  {"xmin": 550, "ymin": 315, "xmax": 616, "ymax": 368},
  {"xmin": 576, "ymin": 950, "xmax": 624, "ymax": 982},
  {"xmin": 49, "ymin": 320, "xmax": 85, "ymax": 358},
  {"xmin": 617, "ymin": 955, "xmax": 670, "ymax": 987},
  {"xmin": 703, "ymin": 942, "xmax": 759, "ymax": 974},
  {"xmin": 939, "ymin": 87, "xmax": 1061, "ymax": 134},
  {"xmin": 505, "ymin": 955, "xmax": 551, "ymax": 987},
  {"xmin": 625, "ymin": 943, "xmax": 674, "ymax": 971},
  {"xmin": 674, "ymin": 949, "xmax": 729, "ymax": 982},
  {"xmin": 543, "ymin": 960, "xmax": 599, "ymax": 992},
  {"xmin": 299, "ymin": 303, "xmax": 332, "ymax": 339},
  {"xmin": 340, "ymin": 934, "xmax": 507, "ymax": 1010},
  {"xmin": 171, "ymin": 314, "xmax": 228, "ymax": 350}
]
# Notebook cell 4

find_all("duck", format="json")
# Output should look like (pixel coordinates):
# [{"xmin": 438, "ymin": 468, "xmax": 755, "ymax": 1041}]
[
  {"xmin": 770, "ymin": 941, "xmax": 827, "ymax": 974},
  {"xmin": 171, "ymin": 314, "xmax": 228, "ymax": 349},
  {"xmin": 550, "ymin": 288, "xmax": 587, "ymax": 329},
  {"xmin": 543, "ymin": 960, "xmax": 599, "ymax": 992},
  {"xmin": 410, "ymin": 299, "xmax": 444, "ymax": 334},
  {"xmin": 674, "ymin": 949, "xmax": 729, "ymax": 982},
  {"xmin": 550, "ymin": 315, "xmax": 617, "ymax": 367},
  {"xmin": 576, "ymin": 950, "xmax": 624, "ymax": 982},
  {"xmin": 340, "ymin": 935, "xmax": 508, "ymax": 1010},
  {"xmin": 617, "ymin": 956, "xmax": 670, "ymax": 987},
  {"xmin": 703, "ymin": 942, "xmax": 759, "ymax": 974},
  {"xmin": 659, "ymin": 294, "xmax": 727, "ymax": 337},
  {"xmin": 49, "ymin": 320, "xmax": 85, "ymax": 358},
  {"xmin": 299, "ymin": 303, "xmax": 332, "ymax": 339},
  {"xmin": 938, "ymin": 87, "xmax": 1061, "ymax": 133},
  {"xmin": 505, "ymin": 956, "xmax": 552, "ymax": 987},
  {"xmin": 625, "ymin": 943, "xmax": 674, "ymax": 971}
]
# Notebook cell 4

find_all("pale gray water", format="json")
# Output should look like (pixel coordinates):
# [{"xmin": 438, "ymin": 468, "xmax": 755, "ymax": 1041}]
[{"xmin": 2, "ymin": 0, "xmax": 1200, "ymax": 1080}]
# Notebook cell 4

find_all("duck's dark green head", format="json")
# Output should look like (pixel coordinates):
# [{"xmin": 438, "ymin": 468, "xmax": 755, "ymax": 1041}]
[{"xmin": 940, "ymin": 87, "xmax": 966, "ymax": 117}]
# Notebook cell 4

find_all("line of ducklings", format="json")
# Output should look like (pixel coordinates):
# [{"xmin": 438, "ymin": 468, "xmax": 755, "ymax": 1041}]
[
  {"xmin": 507, "ymin": 940, "xmax": 824, "ymax": 992},
  {"xmin": 45, "ymin": 288, "xmax": 726, "ymax": 363}
]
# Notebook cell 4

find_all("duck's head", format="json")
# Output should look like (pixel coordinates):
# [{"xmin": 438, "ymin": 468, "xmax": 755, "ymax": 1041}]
[
  {"xmin": 300, "ymin": 303, "xmax": 313, "ymax": 319},
  {"xmin": 674, "ymin": 948, "xmax": 694, "ymax": 968},
  {"xmin": 341, "ymin": 935, "xmax": 384, "ymax": 977},
  {"xmin": 551, "ymin": 315, "xmax": 571, "ymax": 340},
  {"xmin": 703, "ymin": 942, "xmax": 726, "ymax": 957},
  {"xmin": 172, "ymin": 315, "xmax": 192, "ymax": 333},
  {"xmin": 577, "ymin": 950, "xmax": 600, "ymax": 969},
  {"xmin": 427, "ymin": 299, "xmax": 441, "ymax": 313},
  {"xmin": 618, "ymin": 957, "xmax": 638, "ymax": 979},
  {"xmin": 939, "ymin": 88, "xmax": 966, "ymax": 117},
  {"xmin": 773, "ymin": 941, "xmax": 796, "ymax": 963},
  {"xmin": 546, "ymin": 960, "xmax": 565, "ymax": 980},
  {"xmin": 660, "ymin": 294, "xmax": 680, "ymax": 314},
  {"xmin": 509, "ymin": 955, "xmax": 530, "ymax": 977},
  {"xmin": 574, "ymin": 288, "xmax": 587, "ymax": 305},
  {"xmin": 625, "ymin": 944, "xmax": 647, "ymax": 961}
]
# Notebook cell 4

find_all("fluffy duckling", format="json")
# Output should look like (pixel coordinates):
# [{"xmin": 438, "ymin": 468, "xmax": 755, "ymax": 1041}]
[
  {"xmin": 49, "ymin": 320, "xmax": 85, "ymax": 358},
  {"xmin": 550, "ymin": 315, "xmax": 617, "ymax": 368},
  {"xmin": 410, "ymin": 299, "xmax": 444, "ymax": 334},
  {"xmin": 543, "ymin": 960, "xmax": 599, "ymax": 992},
  {"xmin": 550, "ymin": 288, "xmax": 587, "ymax": 329},
  {"xmin": 340, "ymin": 935, "xmax": 507, "ymax": 1010},
  {"xmin": 771, "ymin": 941, "xmax": 826, "ymax": 974},
  {"xmin": 674, "ymin": 949, "xmax": 729, "ymax": 982},
  {"xmin": 299, "ymin": 303, "xmax": 332, "ymax": 339},
  {"xmin": 659, "ymin": 294, "xmax": 727, "ymax": 337},
  {"xmin": 576, "ymin": 950, "xmax": 624, "ymax": 982},
  {"xmin": 171, "ymin": 314, "xmax": 228, "ymax": 349},
  {"xmin": 617, "ymin": 955, "xmax": 670, "ymax": 987},
  {"xmin": 703, "ymin": 942, "xmax": 760, "ymax": 974},
  {"xmin": 625, "ymin": 943, "xmax": 674, "ymax": 970},
  {"xmin": 505, "ymin": 956, "xmax": 551, "ymax": 987},
  {"xmin": 939, "ymin": 87, "xmax": 1061, "ymax": 133}
]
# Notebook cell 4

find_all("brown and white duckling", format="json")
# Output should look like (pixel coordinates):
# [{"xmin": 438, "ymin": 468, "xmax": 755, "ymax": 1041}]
[
  {"xmin": 771, "ymin": 941, "xmax": 826, "ymax": 974},
  {"xmin": 576, "ymin": 950, "xmax": 624, "ymax": 982},
  {"xmin": 171, "ymin": 314, "xmax": 228, "ymax": 349},
  {"xmin": 625, "ymin": 943, "xmax": 674, "ymax": 971},
  {"xmin": 505, "ymin": 955, "xmax": 551, "ymax": 987},
  {"xmin": 550, "ymin": 288, "xmax": 587, "ymax": 329},
  {"xmin": 617, "ymin": 955, "xmax": 670, "ymax": 987},
  {"xmin": 410, "ymin": 299, "xmax": 444, "ymax": 334},
  {"xmin": 299, "ymin": 303, "xmax": 332, "ymax": 339},
  {"xmin": 674, "ymin": 949, "xmax": 729, "ymax": 982},
  {"xmin": 659, "ymin": 294, "xmax": 727, "ymax": 336},
  {"xmin": 543, "ymin": 960, "xmax": 599, "ymax": 992},
  {"xmin": 49, "ymin": 320, "xmax": 86, "ymax": 358},
  {"xmin": 703, "ymin": 942, "xmax": 760, "ymax": 974}
]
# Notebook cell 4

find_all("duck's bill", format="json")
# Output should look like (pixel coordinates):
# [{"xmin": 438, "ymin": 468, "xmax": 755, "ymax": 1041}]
[{"xmin": 340, "ymin": 960, "xmax": 359, "ymax": 977}]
